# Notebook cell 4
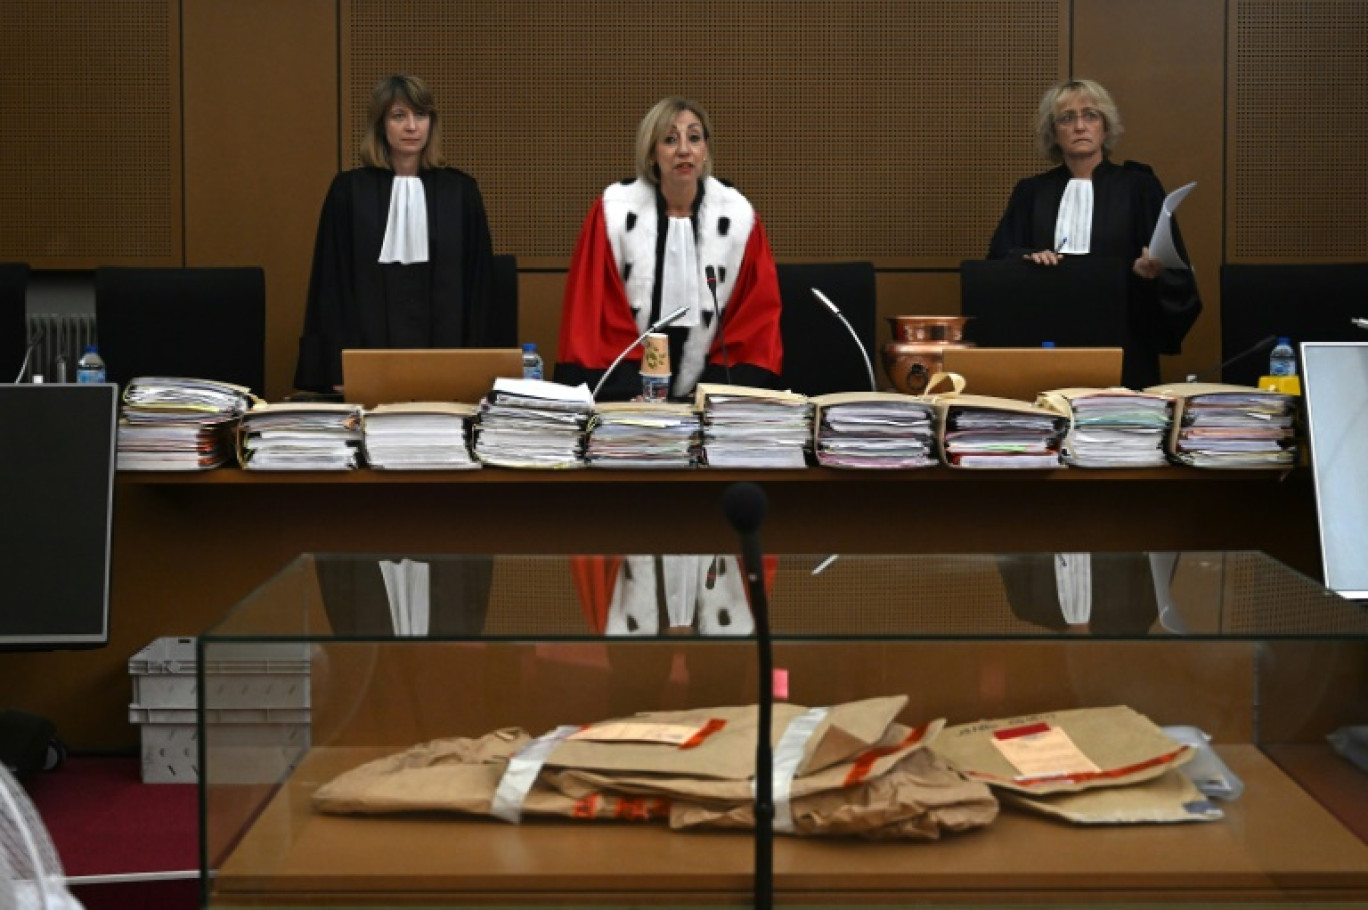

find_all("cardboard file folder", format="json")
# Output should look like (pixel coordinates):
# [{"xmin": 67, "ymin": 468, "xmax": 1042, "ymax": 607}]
[{"xmin": 940, "ymin": 347, "xmax": 1123, "ymax": 401}]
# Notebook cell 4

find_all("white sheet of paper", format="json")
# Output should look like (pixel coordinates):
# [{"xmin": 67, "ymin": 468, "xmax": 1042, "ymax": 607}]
[{"xmin": 1147, "ymin": 181, "xmax": 1196, "ymax": 270}]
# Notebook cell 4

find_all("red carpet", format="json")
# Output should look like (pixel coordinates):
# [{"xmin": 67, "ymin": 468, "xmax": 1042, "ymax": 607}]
[{"xmin": 20, "ymin": 755, "xmax": 199, "ymax": 909}]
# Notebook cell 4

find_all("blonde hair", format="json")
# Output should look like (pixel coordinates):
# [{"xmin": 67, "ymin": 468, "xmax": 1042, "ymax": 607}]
[
  {"xmin": 1034, "ymin": 78, "xmax": 1123, "ymax": 163},
  {"xmin": 359, "ymin": 74, "xmax": 445, "ymax": 170},
  {"xmin": 634, "ymin": 97, "xmax": 713, "ymax": 186}
]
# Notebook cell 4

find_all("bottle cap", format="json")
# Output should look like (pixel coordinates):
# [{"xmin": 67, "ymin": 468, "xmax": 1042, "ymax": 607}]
[
  {"xmin": 84, "ymin": 344, "xmax": 97, "ymax": 354},
  {"xmin": 522, "ymin": 342, "xmax": 536, "ymax": 352}
]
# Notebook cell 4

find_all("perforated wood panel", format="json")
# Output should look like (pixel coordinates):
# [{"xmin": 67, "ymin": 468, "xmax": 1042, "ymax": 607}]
[
  {"xmin": 344, "ymin": 1, "xmax": 1063, "ymax": 268},
  {"xmin": 0, "ymin": 1, "xmax": 179, "ymax": 264},
  {"xmin": 1230, "ymin": 0, "xmax": 1368, "ymax": 260}
]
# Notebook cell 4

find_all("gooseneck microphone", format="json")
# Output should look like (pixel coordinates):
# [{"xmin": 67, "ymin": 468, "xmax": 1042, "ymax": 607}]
[
  {"xmin": 590, "ymin": 305, "xmax": 689, "ymax": 400},
  {"xmin": 721, "ymin": 480, "xmax": 774, "ymax": 910},
  {"xmin": 706, "ymin": 265, "xmax": 733, "ymax": 385},
  {"xmin": 12, "ymin": 324, "xmax": 46, "ymax": 383},
  {"xmin": 1184, "ymin": 333, "xmax": 1278, "ymax": 383},
  {"xmin": 811, "ymin": 288, "xmax": 877, "ymax": 392}
]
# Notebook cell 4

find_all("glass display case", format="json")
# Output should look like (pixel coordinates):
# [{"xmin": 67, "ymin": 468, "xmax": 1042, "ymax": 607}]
[{"xmin": 198, "ymin": 551, "xmax": 1368, "ymax": 908}]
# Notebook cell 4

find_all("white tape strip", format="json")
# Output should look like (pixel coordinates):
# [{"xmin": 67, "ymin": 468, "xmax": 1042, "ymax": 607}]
[{"xmin": 490, "ymin": 724, "xmax": 578, "ymax": 823}]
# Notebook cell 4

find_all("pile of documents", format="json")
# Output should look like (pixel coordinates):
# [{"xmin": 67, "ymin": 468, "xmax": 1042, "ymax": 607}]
[
  {"xmin": 935, "ymin": 394, "xmax": 1068, "ymax": 469},
  {"xmin": 1149, "ymin": 382, "xmax": 1298, "ymax": 468},
  {"xmin": 1039, "ymin": 388, "xmax": 1174, "ymax": 468},
  {"xmin": 361, "ymin": 402, "xmax": 480, "ymax": 470},
  {"xmin": 237, "ymin": 402, "xmax": 363, "ymax": 470},
  {"xmin": 695, "ymin": 383, "xmax": 813, "ymax": 469},
  {"xmin": 117, "ymin": 376, "xmax": 258, "ymax": 471},
  {"xmin": 312, "ymin": 695, "xmax": 1000, "ymax": 840},
  {"xmin": 811, "ymin": 391, "xmax": 937, "ymax": 469},
  {"xmin": 584, "ymin": 401, "xmax": 700, "ymax": 469},
  {"xmin": 473, "ymin": 378, "xmax": 594, "ymax": 469}
]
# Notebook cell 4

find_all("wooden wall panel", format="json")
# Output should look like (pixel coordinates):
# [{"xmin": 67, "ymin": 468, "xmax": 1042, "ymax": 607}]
[
  {"xmin": 0, "ymin": 0, "xmax": 180, "ymax": 267},
  {"xmin": 1073, "ymin": 0, "xmax": 1226, "ymax": 383},
  {"xmin": 182, "ymin": 0, "xmax": 338, "ymax": 399},
  {"xmin": 341, "ymin": 0, "xmax": 1065, "ymax": 270},
  {"xmin": 1228, "ymin": 0, "xmax": 1368, "ymax": 262}
]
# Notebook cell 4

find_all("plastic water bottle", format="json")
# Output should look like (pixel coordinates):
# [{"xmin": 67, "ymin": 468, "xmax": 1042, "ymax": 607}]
[
  {"xmin": 1269, "ymin": 337, "xmax": 1296, "ymax": 377},
  {"xmin": 76, "ymin": 345, "xmax": 106, "ymax": 383},
  {"xmin": 521, "ymin": 342, "xmax": 543, "ymax": 381}
]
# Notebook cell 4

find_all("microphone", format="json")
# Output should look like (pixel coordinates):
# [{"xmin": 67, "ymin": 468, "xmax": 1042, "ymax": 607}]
[
  {"xmin": 810, "ymin": 288, "xmax": 877, "ymax": 392},
  {"xmin": 590, "ymin": 306, "xmax": 689, "ymax": 400},
  {"xmin": 12, "ymin": 323, "xmax": 46, "ymax": 384},
  {"xmin": 706, "ymin": 266, "xmax": 733, "ymax": 385},
  {"xmin": 720, "ymin": 481, "xmax": 773, "ymax": 910},
  {"xmin": 1185, "ymin": 333, "xmax": 1278, "ymax": 383}
]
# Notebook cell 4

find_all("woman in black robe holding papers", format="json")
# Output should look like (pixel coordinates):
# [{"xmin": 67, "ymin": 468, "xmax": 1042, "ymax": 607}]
[
  {"xmin": 294, "ymin": 74, "xmax": 498, "ymax": 394},
  {"xmin": 989, "ymin": 78, "xmax": 1201, "ymax": 389}
]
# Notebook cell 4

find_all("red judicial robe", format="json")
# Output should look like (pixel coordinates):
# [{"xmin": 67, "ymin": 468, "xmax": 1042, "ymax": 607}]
[{"xmin": 554, "ymin": 177, "xmax": 783, "ymax": 400}]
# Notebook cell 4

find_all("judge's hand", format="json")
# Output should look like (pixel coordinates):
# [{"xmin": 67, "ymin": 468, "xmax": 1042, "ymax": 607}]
[
  {"xmin": 1133, "ymin": 247, "xmax": 1163, "ymax": 280},
  {"xmin": 1023, "ymin": 249, "xmax": 1063, "ymax": 266}
]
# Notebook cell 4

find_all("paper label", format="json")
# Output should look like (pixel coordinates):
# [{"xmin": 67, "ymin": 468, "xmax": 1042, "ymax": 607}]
[
  {"xmin": 990, "ymin": 723, "xmax": 1102, "ymax": 779},
  {"xmin": 568, "ymin": 721, "xmax": 708, "ymax": 745}
]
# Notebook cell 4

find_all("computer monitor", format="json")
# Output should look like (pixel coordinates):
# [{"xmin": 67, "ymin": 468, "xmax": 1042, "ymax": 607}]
[
  {"xmin": 1300, "ymin": 341, "xmax": 1368, "ymax": 599},
  {"xmin": 0, "ymin": 383, "xmax": 118, "ymax": 649}
]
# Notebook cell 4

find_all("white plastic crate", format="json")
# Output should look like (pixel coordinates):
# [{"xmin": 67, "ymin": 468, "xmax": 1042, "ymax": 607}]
[
  {"xmin": 129, "ymin": 636, "xmax": 311, "ymax": 711},
  {"xmin": 137, "ymin": 713, "xmax": 311, "ymax": 784}
]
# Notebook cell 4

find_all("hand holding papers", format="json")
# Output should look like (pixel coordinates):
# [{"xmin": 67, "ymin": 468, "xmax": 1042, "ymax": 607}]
[{"xmin": 1147, "ymin": 182, "xmax": 1196, "ymax": 270}]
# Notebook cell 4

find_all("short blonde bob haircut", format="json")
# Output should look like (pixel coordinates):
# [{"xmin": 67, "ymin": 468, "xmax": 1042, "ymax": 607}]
[
  {"xmin": 1034, "ymin": 78, "xmax": 1123, "ymax": 163},
  {"xmin": 634, "ymin": 97, "xmax": 713, "ymax": 186},
  {"xmin": 359, "ymin": 74, "xmax": 445, "ymax": 170}
]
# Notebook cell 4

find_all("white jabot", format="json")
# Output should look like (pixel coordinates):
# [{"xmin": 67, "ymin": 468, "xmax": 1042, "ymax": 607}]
[
  {"xmin": 378, "ymin": 176, "xmax": 429, "ymax": 264},
  {"xmin": 660, "ymin": 217, "xmax": 702, "ymax": 328},
  {"xmin": 1054, "ymin": 179, "xmax": 1093, "ymax": 254}
]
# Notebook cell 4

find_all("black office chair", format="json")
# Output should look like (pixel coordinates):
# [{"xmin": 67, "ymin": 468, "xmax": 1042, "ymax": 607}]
[
  {"xmin": 0, "ymin": 263, "xmax": 29, "ymax": 382},
  {"xmin": 488, "ymin": 253, "xmax": 519, "ymax": 348},
  {"xmin": 776, "ymin": 261, "xmax": 877, "ymax": 396},
  {"xmin": 1219, "ymin": 263, "xmax": 1368, "ymax": 387},
  {"xmin": 94, "ymin": 266, "xmax": 266, "ymax": 395}
]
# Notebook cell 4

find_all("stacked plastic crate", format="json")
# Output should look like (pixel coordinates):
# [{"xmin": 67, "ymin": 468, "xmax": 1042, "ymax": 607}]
[{"xmin": 128, "ymin": 637, "xmax": 312, "ymax": 784}]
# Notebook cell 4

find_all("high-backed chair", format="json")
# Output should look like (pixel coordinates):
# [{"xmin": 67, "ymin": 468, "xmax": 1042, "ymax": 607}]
[
  {"xmin": 776, "ymin": 261, "xmax": 877, "ymax": 396},
  {"xmin": 94, "ymin": 266, "xmax": 266, "ymax": 395},
  {"xmin": 488, "ymin": 253, "xmax": 519, "ymax": 348},
  {"xmin": 1219, "ymin": 263, "xmax": 1368, "ymax": 386},
  {"xmin": 1, "ymin": 263, "xmax": 29, "ymax": 382}
]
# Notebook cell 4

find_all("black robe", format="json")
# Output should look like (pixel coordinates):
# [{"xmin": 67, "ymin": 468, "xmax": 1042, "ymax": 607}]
[
  {"xmin": 294, "ymin": 166, "xmax": 497, "ymax": 392},
  {"xmin": 988, "ymin": 159, "xmax": 1202, "ymax": 389}
]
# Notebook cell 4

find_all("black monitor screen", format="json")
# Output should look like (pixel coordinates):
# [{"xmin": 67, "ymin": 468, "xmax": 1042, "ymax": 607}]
[{"xmin": 0, "ymin": 383, "xmax": 117, "ymax": 649}]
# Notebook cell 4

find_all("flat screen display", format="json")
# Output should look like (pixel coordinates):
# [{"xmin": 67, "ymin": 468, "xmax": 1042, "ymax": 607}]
[
  {"xmin": 1300, "ymin": 342, "xmax": 1368, "ymax": 599},
  {"xmin": 0, "ymin": 383, "xmax": 117, "ymax": 648}
]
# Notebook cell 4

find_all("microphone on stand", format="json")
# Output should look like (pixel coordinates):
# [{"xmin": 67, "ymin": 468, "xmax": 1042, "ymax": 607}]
[
  {"xmin": 720, "ymin": 481, "xmax": 774, "ymax": 910},
  {"xmin": 590, "ymin": 305, "xmax": 690, "ymax": 400},
  {"xmin": 810, "ymin": 288, "xmax": 877, "ymax": 392},
  {"xmin": 706, "ymin": 266, "xmax": 733, "ymax": 385},
  {"xmin": 12, "ymin": 323, "xmax": 46, "ymax": 384},
  {"xmin": 1184, "ymin": 333, "xmax": 1278, "ymax": 383}
]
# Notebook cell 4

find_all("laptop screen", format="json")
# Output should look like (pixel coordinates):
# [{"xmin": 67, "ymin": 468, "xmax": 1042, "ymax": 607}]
[{"xmin": 1301, "ymin": 341, "xmax": 1368, "ymax": 599}]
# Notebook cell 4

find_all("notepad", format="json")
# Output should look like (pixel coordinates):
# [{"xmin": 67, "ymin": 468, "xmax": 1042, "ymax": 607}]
[
  {"xmin": 342, "ymin": 348, "xmax": 524, "ymax": 407},
  {"xmin": 940, "ymin": 347, "xmax": 1124, "ymax": 401}
]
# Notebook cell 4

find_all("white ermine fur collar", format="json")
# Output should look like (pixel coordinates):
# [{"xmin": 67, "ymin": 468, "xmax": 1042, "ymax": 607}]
[{"xmin": 601, "ymin": 177, "xmax": 755, "ymax": 393}]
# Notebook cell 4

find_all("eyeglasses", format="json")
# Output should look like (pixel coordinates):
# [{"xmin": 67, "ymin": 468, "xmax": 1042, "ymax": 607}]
[{"xmin": 1054, "ymin": 108, "xmax": 1104, "ymax": 127}]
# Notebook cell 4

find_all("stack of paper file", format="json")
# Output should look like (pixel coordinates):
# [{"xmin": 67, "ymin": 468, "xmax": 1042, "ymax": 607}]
[
  {"xmin": 117, "ymin": 376, "xmax": 259, "ymax": 471},
  {"xmin": 810, "ymin": 391, "xmax": 937, "ymax": 469},
  {"xmin": 934, "ymin": 394, "xmax": 1068, "ymax": 469},
  {"xmin": 473, "ymin": 378, "xmax": 593, "ymax": 469},
  {"xmin": 237, "ymin": 402, "xmax": 363, "ymax": 470},
  {"xmin": 694, "ymin": 383, "xmax": 813, "ymax": 469},
  {"xmin": 584, "ymin": 401, "xmax": 700, "ymax": 469},
  {"xmin": 1148, "ymin": 382, "xmax": 1298, "ymax": 468},
  {"xmin": 1038, "ymin": 388, "xmax": 1173, "ymax": 468},
  {"xmin": 362, "ymin": 402, "xmax": 480, "ymax": 470}
]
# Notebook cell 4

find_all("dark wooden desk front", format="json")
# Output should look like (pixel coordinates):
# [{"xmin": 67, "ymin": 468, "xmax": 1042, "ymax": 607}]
[{"xmin": 0, "ymin": 467, "xmax": 1322, "ymax": 750}]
